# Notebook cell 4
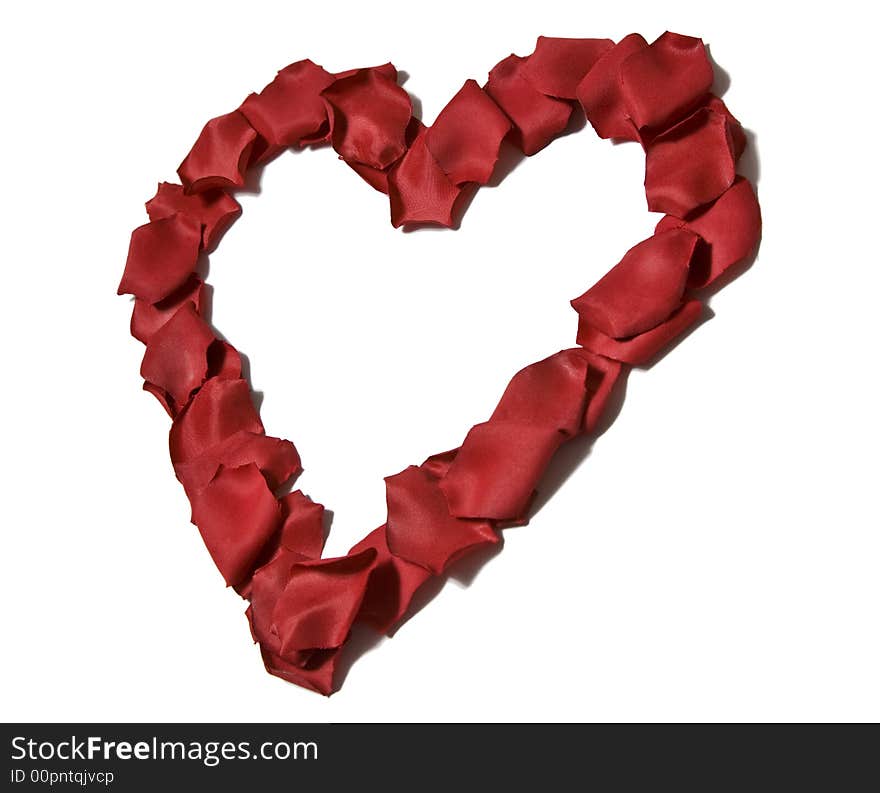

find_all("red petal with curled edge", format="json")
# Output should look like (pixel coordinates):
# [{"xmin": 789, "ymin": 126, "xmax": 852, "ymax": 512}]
[
  {"xmin": 521, "ymin": 36, "xmax": 614, "ymax": 99},
  {"xmin": 239, "ymin": 59, "xmax": 336, "ymax": 153},
  {"xmin": 260, "ymin": 647, "xmax": 338, "ymax": 697},
  {"xmin": 145, "ymin": 182, "xmax": 241, "ymax": 251},
  {"xmin": 349, "ymin": 526, "xmax": 432, "ymax": 633},
  {"xmin": 425, "ymin": 80, "xmax": 511, "ymax": 185},
  {"xmin": 278, "ymin": 491, "xmax": 325, "ymax": 559},
  {"xmin": 178, "ymin": 111, "xmax": 257, "ymax": 194},
  {"xmin": 484, "ymin": 54, "xmax": 573, "ymax": 156},
  {"xmin": 490, "ymin": 349, "xmax": 590, "ymax": 436},
  {"xmin": 169, "ymin": 377, "xmax": 263, "ymax": 464},
  {"xmin": 174, "ymin": 430, "xmax": 300, "ymax": 498},
  {"xmin": 570, "ymin": 229, "xmax": 698, "ymax": 339},
  {"xmin": 576, "ymin": 350, "xmax": 624, "ymax": 435},
  {"xmin": 143, "ymin": 382, "xmax": 176, "ymax": 418},
  {"xmin": 205, "ymin": 340, "xmax": 242, "ymax": 381},
  {"xmin": 273, "ymin": 549, "xmax": 378, "ymax": 654},
  {"xmin": 577, "ymin": 299, "xmax": 704, "ymax": 366},
  {"xmin": 619, "ymin": 31, "xmax": 713, "ymax": 132},
  {"xmin": 439, "ymin": 422, "xmax": 563, "ymax": 521},
  {"xmin": 385, "ymin": 465, "xmax": 498, "ymax": 574},
  {"xmin": 117, "ymin": 214, "xmax": 202, "ymax": 304},
  {"xmin": 388, "ymin": 126, "xmax": 461, "ymax": 228},
  {"xmin": 130, "ymin": 275, "xmax": 205, "ymax": 345},
  {"xmin": 645, "ymin": 107, "xmax": 736, "ymax": 217},
  {"xmin": 705, "ymin": 96, "xmax": 747, "ymax": 158},
  {"xmin": 346, "ymin": 160, "xmax": 391, "ymax": 193},
  {"xmin": 140, "ymin": 302, "xmax": 215, "ymax": 409},
  {"xmin": 322, "ymin": 69, "xmax": 411, "ymax": 169},
  {"xmin": 189, "ymin": 463, "xmax": 282, "ymax": 587},
  {"xmin": 656, "ymin": 178, "xmax": 761, "ymax": 288},
  {"xmin": 576, "ymin": 33, "xmax": 648, "ymax": 141},
  {"xmin": 333, "ymin": 62, "xmax": 398, "ymax": 82}
]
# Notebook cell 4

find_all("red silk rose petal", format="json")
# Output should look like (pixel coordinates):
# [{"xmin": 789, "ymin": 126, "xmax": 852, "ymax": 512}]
[
  {"xmin": 333, "ymin": 62, "xmax": 398, "ymax": 82},
  {"xmin": 577, "ymin": 299, "xmax": 704, "ymax": 366},
  {"xmin": 279, "ymin": 491, "xmax": 325, "ymax": 559},
  {"xmin": 385, "ymin": 465, "xmax": 498, "ymax": 574},
  {"xmin": 521, "ymin": 36, "xmax": 614, "ymax": 99},
  {"xmin": 322, "ymin": 69, "xmax": 412, "ymax": 169},
  {"xmin": 349, "ymin": 526, "xmax": 431, "ymax": 632},
  {"xmin": 705, "ymin": 95, "xmax": 747, "ymax": 158},
  {"xmin": 388, "ymin": 127, "xmax": 461, "ymax": 228},
  {"xmin": 259, "ymin": 648, "xmax": 338, "ymax": 697},
  {"xmin": 346, "ymin": 160, "xmax": 391, "ymax": 193},
  {"xmin": 130, "ymin": 274, "xmax": 205, "ymax": 345},
  {"xmin": 205, "ymin": 339, "xmax": 243, "ymax": 381},
  {"xmin": 645, "ymin": 107, "xmax": 736, "ymax": 216},
  {"xmin": 273, "ymin": 549, "xmax": 378, "ymax": 654},
  {"xmin": 145, "ymin": 182, "xmax": 241, "ymax": 251},
  {"xmin": 420, "ymin": 448, "xmax": 460, "ymax": 479},
  {"xmin": 140, "ymin": 302, "xmax": 215, "ymax": 408},
  {"xmin": 143, "ymin": 382, "xmax": 176, "ymax": 418},
  {"xmin": 577, "ymin": 350, "xmax": 624, "ymax": 434},
  {"xmin": 169, "ymin": 377, "xmax": 263, "ymax": 464},
  {"xmin": 576, "ymin": 34, "xmax": 648, "ymax": 141},
  {"xmin": 570, "ymin": 229, "xmax": 698, "ymax": 338},
  {"xmin": 425, "ymin": 80, "xmax": 511, "ymax": 185},
  {"xmin": 174, "ymin": 429, "xmax": 300, "ymax": 498},
  {"xmin": 189, "ymin": 463, "xmax": 282, "ymax": 587},
  {"xmin": 239, "ymin": 59, "xmax": 336, "ymax": 155},
  {"xmin": 619, "ymin": 31, "xmax": 713, "ymax": 132},
  {"xmin": 117, "ymin": 214, "xmax": 202, "ymax": 304},
  {"xmin": 178, "ymin": 111, "xmax": 257, "ymax": 194},
  {"xmin": 656, "ymin": 178, "xmax": 761, "ymax": 287},
  {"xmin": 440, "ymin": 422, "xmax": 563, "ymax": 521},
  {"xmin": 485, "ymin": 54, "xmax": 573, "ymax": 156},
  {"xmin": 491, "ymin": 349, "xmax": 590, "ymax": 436}
]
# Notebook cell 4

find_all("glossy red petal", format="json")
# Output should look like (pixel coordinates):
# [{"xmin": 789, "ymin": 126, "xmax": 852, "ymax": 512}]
[
  {"xmin": 425, "ymin": 80, "xmax": 511, "ymax": 185},
  {"xmin": 576, "ymin": 33, "xmax": 648, "ymax": 141},
  {"xmin": 145, "ymin": 181, "xmax": 241, "ymax": 251},
  {"xmin": 484, "ymin": 54, "xmax": 573, "ymax": 155},
  {"xmin": 705, "ymin": 95, "xmax": 747, "ymax": 158},
  {"xmin": 322, "ymin": 69, "xmax": 412, "ymax": 169},
  {"xmin": 140, "ymin": 302, "xmax": 215, "ymax": 408},
  {"xmin": 260, "ymin": 647, "xmax": 338, "ymax": 696},
  {"xmin": 385, "ymin": 465, "xmax": 498, "ymax": 574},
  {"xmin": 278, "ymin": 490, "xmax": 325, "ymax": 559},
  {"xmin": 169, "ymin": 377, "xmax": 263, "ymax": 464},
  {"xmin": 645, "ymin": 107, "xmax": 736, "ymax": 216},
  {"xmin": 130, "ymin": 274, "xmax": 205, "ymax": 345},
  {"xmin": 656, "ymin": 178, "xmax": 761, "ymax": 287},
  {"xmin": 576, "ymin": 350, "xmax": 624, "ymax": 434},
  {"xmin": 571, "ymin": 229, "xmax": 698, "ymax": 338},
  {"xmin": 619, "ymin": 31, "xmax": 713, "ymax": 132},
  {"xmin": 576, "ymin": 299, "xmax": 704, "ymax": 365},
  {"xmin": 239, "ymin": 59, "xmax": 335, "ymax": 153},
  {"xmin": 117, "ymin": 214, "xmax": 202, "ymax": 303},
  {"xmin": 174, "ymin": 429, "xmax": 300, "ymax": 498},
  {"xmin": 189, "ymin": 463, "xmax": 282, "ymax": 587},
  {"xmin": 273, "ymin": 549, "xmax": 378, "ymax": 654},
  {"xmin": 178, "ymin": 111, "xmax": 257, "ymax": 194},
  {"xmin": 349, "ymin": 526, "xmax": 432, "ymax": 633},
  {"xmin": 521, "ymin": 36, "xmax": 614, "ymax": 99},
  {"xmin": 491, "ymin": 349, "xmax": 590, "ymax": 436},
  {"xmin": 388, "ymin": 127, "xmax": 461, "ymax": 228},
  {"xmin": 439, "ymin": 422, "xmax": 563, "ymax": 521},
  {"xmin": 205, "ymin": 339, "xmax": 243, "ymax": 380}
]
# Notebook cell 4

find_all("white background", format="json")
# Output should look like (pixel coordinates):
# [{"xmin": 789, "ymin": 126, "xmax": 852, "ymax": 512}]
[{"xmin": 2, "ymin": 0, "xmax": 878, "ymax": 723}]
